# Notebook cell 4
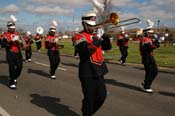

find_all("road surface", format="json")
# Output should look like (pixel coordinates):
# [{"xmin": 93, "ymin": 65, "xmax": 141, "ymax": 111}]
[{"xmin": 0, "ymin": 50, "xmax": 174, "ymax": 116}]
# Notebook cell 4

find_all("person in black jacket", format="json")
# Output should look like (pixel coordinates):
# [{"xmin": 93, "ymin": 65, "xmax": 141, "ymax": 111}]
[
  {"xmin": 44, "ymin": 26, "xmax": 61, "ymax": 79},
  {"xmin": 24, "ymin": 31, "xmax": 33, "ymax": 62},
  {"xmin": 139, "ymin": 28, "xmax": 160, "ymax": 93},
  {"xmin": 2, "ymin": 20, "xmax": 23, "ymax": 89},
  {"xmin": 72, "ymin": 11, "xmax": 108, "ymax": 116},
  {"xmin": 116, "ymin": 26, "xmax": 129, "ymax": 65}
]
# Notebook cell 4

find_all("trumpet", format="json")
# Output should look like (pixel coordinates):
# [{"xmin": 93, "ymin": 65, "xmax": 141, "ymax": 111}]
[{"xmin": 95, "ymin": 12, "xmax": 141, "ymax": 29}]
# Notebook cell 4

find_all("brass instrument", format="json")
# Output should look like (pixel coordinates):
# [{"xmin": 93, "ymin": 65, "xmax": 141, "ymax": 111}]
[
  {"xmin": 53, "ymin": 37, "xmax": 64, "ymax": 49},
  {"xmin": 109, "ymin": 18, "xmax": 141, "ymax": 29},
  {"xmin": 36, "ymin": 26, "xmax": 44, "ymax": 35},
  {"xmin": 95, "ymin": 12, "xmax": 141, "ymax": 29}
]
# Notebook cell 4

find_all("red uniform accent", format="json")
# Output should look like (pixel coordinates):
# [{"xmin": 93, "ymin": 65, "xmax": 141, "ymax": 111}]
[
  {"xmin": 35, "ymin": 34, "xmax": 40, "ymax": 40},
  {"xmin": 140, "ymin": 37, "xmax": 156, "ymax": 56},
  {"xmin": 116, "ymin": 33, "xmax": 128, "ymax": 46},
  {"xmin": 24, "ymin": 36, "xmax": 32, "ymax": 47},
  {"xmin": 73, "ymin": 31, "xmax": 104, "ymax": 66},
  {"xmin": 44, "ymin": 35, "xmax": 59, "ymax": 51},
  {"xmin": 3, "ymin": 31, "xmax": 20, "ymax": 53},
  {"xmin": 34, "ymin": 34, "xmax": 42, "ymax": 42}
]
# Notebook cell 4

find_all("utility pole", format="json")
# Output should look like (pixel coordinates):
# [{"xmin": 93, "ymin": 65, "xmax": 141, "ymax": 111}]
[{"xmin": 157, "ymin": 20, "xmax": 160, "ymax": 31}]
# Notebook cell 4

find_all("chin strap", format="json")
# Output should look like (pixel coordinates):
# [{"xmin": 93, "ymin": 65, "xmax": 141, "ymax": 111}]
[{"xmin": 83, "ymin": 22, "xmax": 91, "ymax": 33}]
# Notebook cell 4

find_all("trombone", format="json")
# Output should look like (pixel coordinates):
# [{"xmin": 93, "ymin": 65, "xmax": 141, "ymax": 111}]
[{"xmin": 95, "ymin": 12, "xmax": 141, "ymax": 29}]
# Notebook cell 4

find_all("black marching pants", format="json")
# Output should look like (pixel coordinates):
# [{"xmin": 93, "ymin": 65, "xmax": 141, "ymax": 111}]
[
  {"xmin": 79, "ymin": 76, "xmax": 107, "ymax": 116},
  {"xmin": 119, "ymin": 46, "xmax": 128, "ymax": 63},
  {"xmin": 48, "ymin": 50, "xmax": 60, "ymax": 76},
  {"xmin": 143, "ymin": 56, "xmax": 158, "ymax": 89},
  {"xmin": 25, "ymin": 46, "xmax": 32, "ymax": 60},
  {"xmin": 36, "ymin": 41, "xmax": 42, "ymax": 51},
  {"xmin": 74, "ymin": 49, "xmax": 78, "ymax": 56},
  {"xmin": 7, "ymin": 51, "xmax": 23, "ymax": 83}
]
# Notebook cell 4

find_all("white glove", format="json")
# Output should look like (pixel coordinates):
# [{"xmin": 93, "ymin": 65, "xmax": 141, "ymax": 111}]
[
  {"xmin": 12, "ymin": 35, "xmax": 20, "ymax": 41},
  {"xmin": 96, "ymin": 27, "xmax": 104, "ymax": 38},
  {"xmin": 153, "ymin": 34, "xmax": 158, "ymax": 39},
  {"xmin": 125, "ymin": 34, "xmax": 129, "ymax": 38},
  {"xmin": 164, "ymin": 33, "xmax": 169, "ymax": 37},
  {"xmin": 53, "ymin": 38, "xmax": 59, "ymax": 44},
  {"xmin": 158, "ymin": 36, "xmax": 165, "ymax": 43}
]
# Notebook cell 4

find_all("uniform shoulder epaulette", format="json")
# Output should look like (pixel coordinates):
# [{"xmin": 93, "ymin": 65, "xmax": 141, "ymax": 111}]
[{"xmin": 72, "ymin": 32, "xmax": 87, "ymax": 46}]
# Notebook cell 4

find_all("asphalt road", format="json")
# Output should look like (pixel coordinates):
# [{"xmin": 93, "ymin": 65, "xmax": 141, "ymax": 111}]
[{"xmin": 0, "ymin": 50, "xmax": 175, "ymax": 116}]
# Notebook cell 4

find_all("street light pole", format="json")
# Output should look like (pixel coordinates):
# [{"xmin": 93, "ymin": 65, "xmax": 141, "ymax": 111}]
[{"xmin": 157, "ymin": 20, "xmax": 160, "ymax": 31}]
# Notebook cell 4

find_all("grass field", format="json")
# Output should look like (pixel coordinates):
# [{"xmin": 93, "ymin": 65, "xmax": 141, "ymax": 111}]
[{"xmin": 36, "ymin": 39, "xmax": 175, "ymax": 68}]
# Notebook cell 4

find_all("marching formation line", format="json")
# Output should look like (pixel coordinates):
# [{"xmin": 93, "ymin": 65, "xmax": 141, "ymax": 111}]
[
  {"xmin": 34, "ymin": 61, "xmax": 67, "ymax": 71},
  {"xmin": 0, "ymin": 106, "xmax": 11, "ymax": 116}
]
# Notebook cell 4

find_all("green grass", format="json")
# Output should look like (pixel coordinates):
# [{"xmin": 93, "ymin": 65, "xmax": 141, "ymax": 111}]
[{"xmin": 34, "ymin": 39, "xmax": 175, "ymax": 68}]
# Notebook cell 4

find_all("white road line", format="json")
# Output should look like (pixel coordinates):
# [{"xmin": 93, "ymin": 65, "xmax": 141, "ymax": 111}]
[
  {"xmin": 34, "ymin": 61, "xmax": 67, "ymax": 71},
  {"xmin": 34, "ymin": 62, "xmax": 49, "ymax": 67},
  {"xmin": 0, "ymin": 106, "xmax": 11, "ymax": 116}
]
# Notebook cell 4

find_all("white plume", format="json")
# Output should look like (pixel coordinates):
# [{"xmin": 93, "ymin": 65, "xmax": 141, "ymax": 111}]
[
  {"xmin": 146, "ymin": 19, "xmax": 154, "ymax": 29},
  {"xmin": 92, "ymin": 0, "xmax": 104, "ymax": 13},
  {"xmin": 52, "ymin": 20, "xmax": 58, "ymax": 27},
  {"xmin": 120, "ymin": 26, "xmax": 125, "ymax": 31},
  {"xmin": 10, "ymin": 15, "xmax": 17, "ymax": 22}
]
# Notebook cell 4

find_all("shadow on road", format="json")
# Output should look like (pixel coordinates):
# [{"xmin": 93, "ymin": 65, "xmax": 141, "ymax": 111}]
[
  {"xmin": 133, "ymin": 67, "xmax": 175, "ymax": 74},
  {"xmin": 0, "ymin": 60, "xmax": 8, "ymax": 64},
  {"xmin": 0, "ymin": 75, "xmax": 9, "ymax": 87},
  {"xmin": 27, "ymin": 68, "xmax": 50, "ymax": 78},
  {"xmin": 61, "ymin": 62, "xmax": 78, "ymax": 68},
  {"xmin": 30, "ymin": 94, "xmax": 80, "ymax": 116},
  {"xmin": 105, "ymin": 79, "xmax": 144, "ymax": 93},
  {"xmin": 158, "ymin": 91, "xmax": 175, "ymax": 97}
]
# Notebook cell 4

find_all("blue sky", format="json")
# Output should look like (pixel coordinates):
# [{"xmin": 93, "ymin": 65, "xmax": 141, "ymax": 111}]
[{"xmin": 0, "ymin": 0, "xmax": 175, "ymax": 33}]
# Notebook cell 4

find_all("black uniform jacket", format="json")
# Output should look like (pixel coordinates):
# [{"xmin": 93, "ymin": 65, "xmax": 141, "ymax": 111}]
[{"xmin": 73, "ymin": 31, "xmax": 108, "ymax": 78}]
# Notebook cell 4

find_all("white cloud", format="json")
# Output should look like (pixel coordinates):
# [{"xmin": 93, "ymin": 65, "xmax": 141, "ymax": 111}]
[
  {"xmin": 151, "ymin": 0, "xmax": 175, "ymax": 6},
  {"xmin": 109, "ymin": 0, "xmax": 175, "ymax": 27},
  {"xmin": 18, "ymin": 0, "xmax": 92, "ymax": 16},
  {"xmin": 0, "ymin": 4, "xmax": 20, "ymax": 13},
  {"xmin": 20, "ymin": 0, "xmax": 90, "ymax": 7},
  {"xmin": 1, "ymin": 0, "xmax": 174, "ymax": 29},
  {"xmin": 111, "ymin": 0, "xmax": 133, "ymax": 7},
  {"xmin": 26, "ymin": 5, "xmax": 73, "ymax": 15}
]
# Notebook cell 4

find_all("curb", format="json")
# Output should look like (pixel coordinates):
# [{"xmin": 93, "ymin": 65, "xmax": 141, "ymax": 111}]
[{"xmin": 61, "ymin": 54, "xmax": 175, "ymax": 74}]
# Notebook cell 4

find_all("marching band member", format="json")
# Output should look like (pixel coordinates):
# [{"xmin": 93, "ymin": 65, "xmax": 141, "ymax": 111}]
[
  {"xmin": 139, "ymin": 20, "xmax": 160, "ymax": 93},
  {"xmin": 2, "ymin": 16, "xmax": 23, "ymax": 89},
  {"xmin": 0, "ymin": 33, "xmax": 3, "ymax": 49},
  {"xmin": 72, "ymin": 28, "xmax": 80, "ymax": 58},
  {"xmin": 0, "ymin": 32, "xmax": 5, "ymax": 49},
  {"xmin": 72, "ymin": 11, "xmax": 108, "ymax": 116},
  {"xmin": 44, "ymin": 23, "xmax": 61, "ymax": 79},
  {"xmin": 1, "ymin": 31, "xmax": 10, "ymax": 49},
  {"xmin": 116, "ymin": 26, "xmax": 129, "ymax": 65},
  {"xmin": 34, "ymin": 32, "xmax": 42, "ymax": 51},
  {"xmin": 24, "ymin": 31, "xmax": 33, "ymax": 62}
]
